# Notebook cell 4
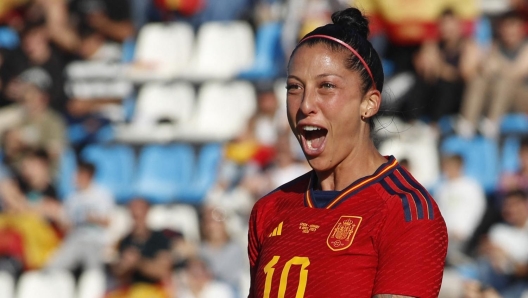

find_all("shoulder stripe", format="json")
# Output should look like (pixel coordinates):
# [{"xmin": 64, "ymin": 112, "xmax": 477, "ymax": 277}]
[
  {"xmin": 380, "ymin": 179, "xmax": 412, "ymax": 222},
  {"xmin": 395, "ymin": 168, "xmax": 435, "ymax": 220},
  {"xmin": 388, "ymin": 173, "xmax": 425, "ymax": 220}
]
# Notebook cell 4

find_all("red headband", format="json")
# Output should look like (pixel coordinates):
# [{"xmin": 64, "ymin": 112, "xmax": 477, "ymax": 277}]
[{"xmin": 299, "ymin": 34, "xmax": 376, "ymax": 90}]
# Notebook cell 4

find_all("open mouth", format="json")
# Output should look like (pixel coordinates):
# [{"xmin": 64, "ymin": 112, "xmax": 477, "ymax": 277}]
[{"xmin": 300, "ymin": 125, "xmax": 328, "ymax": 154}]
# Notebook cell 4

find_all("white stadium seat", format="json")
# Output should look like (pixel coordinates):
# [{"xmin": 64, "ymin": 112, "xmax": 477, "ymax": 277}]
[
  {"xmin": 17, "ymin": 270, "xmax": 75, "ymax": 298},
  {"xmin": 147, "ymin": 204, "xmax": 200, "ymax": 243},
  {"xmin": 77, "ymin": 269, "xmax": 106, "ymax": 298},
  {"xmin": 115, "ymin": 82, "xmax": 195, "ymax": 143},
  {"xmin": 187, "ymin": 21, "xmax": 255, "ymax": 80},
  {"xmin": 127, "ymin": 22, "xmax": 194, "ymax": 81},
  {"xmin": 0, "ymin": 271, "xmax": 15, "ymax": 298},
  {"xmin": 176, "ymin": 81, "xmax": 256, "ymax": 141}
]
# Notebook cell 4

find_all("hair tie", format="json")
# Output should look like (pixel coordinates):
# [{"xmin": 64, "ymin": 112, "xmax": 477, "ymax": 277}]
[{"xmin": 299, "ymin": 34, "xmax": 376, "ymax": 91}]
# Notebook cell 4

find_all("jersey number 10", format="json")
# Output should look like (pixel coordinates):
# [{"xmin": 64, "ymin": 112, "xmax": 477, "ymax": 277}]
[{"xmin": 263, "ymin": 256, "xmax": 310, "ymax": 298}]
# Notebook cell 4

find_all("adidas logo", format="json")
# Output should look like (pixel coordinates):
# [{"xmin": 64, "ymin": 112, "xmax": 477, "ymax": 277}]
[{"xmin": 268, "ymin": 221, "xmax": 284, "ymax": 237}]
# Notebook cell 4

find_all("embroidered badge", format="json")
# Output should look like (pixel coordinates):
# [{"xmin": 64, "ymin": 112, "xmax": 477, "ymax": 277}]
[
  {"xmin": 299, "ymin": 222, "xmax": 320, "ymax": 233},
  {"xmin": 327, "ymin": 216, "xmax": 362, "ymax": 251}
]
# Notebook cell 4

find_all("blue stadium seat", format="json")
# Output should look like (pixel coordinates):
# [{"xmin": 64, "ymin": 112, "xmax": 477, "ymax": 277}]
[
  {"xmin": 238, "ymin": 22, "xmax": 284, "ymax": 80},
  {"xmin": 500, "ymin": 113, "xmax": 528, "ymax": 135},
  {"xmin": 134, "ymin": 144, "xmax": 194, "ymax": 203},
  {"xmin": 81, "ymin": 144, "xmax": 135, "ymax": 203},
  {"xmin": 121, "ymin": 38, "xmax": 136, "ymax": 63},
  {"xmin": 0, "ymin": 27, "xmax": 19, "ymax": 49},
  {"xmin": 56, "ymin": 147, "xmax": 77, "ymax": 200},
  {"xmin": 178, "ymin": 143, "xmax": 222, "ymax": 203},
  {"xmin": 440, "ymin": 135, "xmax": 500, "ymax": 193},
  {"xmin": 501, "ymin": 137, "xmax": 521, "ymax": 173}
]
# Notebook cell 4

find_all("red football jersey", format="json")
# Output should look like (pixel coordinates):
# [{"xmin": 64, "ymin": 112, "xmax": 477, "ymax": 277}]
[{"xmin": 248, "ymin": 156, "xmax": 448, "ymax": 298}]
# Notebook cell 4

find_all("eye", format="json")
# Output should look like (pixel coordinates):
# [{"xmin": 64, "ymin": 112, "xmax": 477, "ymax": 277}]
[
  {"xmin": 321, "ymin": 82, "xmax": 335, "ymax": 89},
  {"xmin": 286, "ymin": 84, "xmax": 301, "ymax": 91}
]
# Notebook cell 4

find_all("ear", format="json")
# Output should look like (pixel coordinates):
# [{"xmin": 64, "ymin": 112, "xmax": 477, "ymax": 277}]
[{"xmin": 359, "ymin": 89, "xmax": 381, "ymax": 119}]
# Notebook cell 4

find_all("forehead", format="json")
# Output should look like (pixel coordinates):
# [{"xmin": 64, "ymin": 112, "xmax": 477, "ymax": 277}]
[{"xmin": 288, "ymin": 43, "xmax": 350, "ymax": 76}]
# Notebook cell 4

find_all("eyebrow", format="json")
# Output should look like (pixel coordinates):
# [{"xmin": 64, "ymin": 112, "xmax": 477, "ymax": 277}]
[
  {"xmin": 316, "ymin": 73, "xmax": 343, "ymax": 79},
  {"xmin": 287, "ymin": 73, "xmax": 343, "ymax": 81}
]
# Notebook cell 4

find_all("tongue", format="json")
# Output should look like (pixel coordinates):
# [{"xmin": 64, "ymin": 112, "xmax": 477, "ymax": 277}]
[{"xmin": 306, "ymin": 130, "xmax": 326, "ymax": 149}]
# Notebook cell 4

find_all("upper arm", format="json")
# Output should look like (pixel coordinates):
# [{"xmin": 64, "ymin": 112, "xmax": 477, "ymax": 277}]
[
  {"xmin": 373, "ymin": 198, "xmax": 448, "ymax": 298},
  {"xmin": 248, "ymin": 202, "xmax": 265, "ymax": 298}
]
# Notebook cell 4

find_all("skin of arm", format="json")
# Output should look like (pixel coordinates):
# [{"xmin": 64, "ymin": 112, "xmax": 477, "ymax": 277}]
[{"xmin": 87, "ymin": 12, "xmax": 134, "ymax": 42}]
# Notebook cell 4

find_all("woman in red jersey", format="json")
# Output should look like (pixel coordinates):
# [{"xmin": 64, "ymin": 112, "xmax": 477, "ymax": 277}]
[{"xmin": 248, "ymin": 7, "xmax": 448, "ymax": 298}]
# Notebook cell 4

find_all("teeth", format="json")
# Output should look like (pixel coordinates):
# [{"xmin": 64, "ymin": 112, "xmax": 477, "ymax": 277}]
[
  {"xmin": 307, "ymin": 140, "xmax": 314, "ymax": 150},
  {"xmin": 303, "ymin": 126, "xmax": 321, "ymax": 131}
]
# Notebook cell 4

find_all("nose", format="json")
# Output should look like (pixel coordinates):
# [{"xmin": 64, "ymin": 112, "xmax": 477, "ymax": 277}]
[{"xmin": 299, "ymin": 85, "xmax": 317, "ymax": 116}]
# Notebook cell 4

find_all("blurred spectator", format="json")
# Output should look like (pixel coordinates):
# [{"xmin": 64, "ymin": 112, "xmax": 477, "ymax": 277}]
[
  {"xmin": 354, "ymin": 0, "xmax": 479, "ymax": 74},
  {"xmin": 46, "ymin": 161, "xmax": 114, "ymax": 271},
  {"xmin": 282, "ymin": 0, "xmax": 346, "ymax": 55},
  {"xmin": 498, "ymin": 136, "xmax": 528, "ymax": 195},
  {"xmin": 0, "ymin": 0, "xmax": 28, "ymax": 27},
  {"xmin": 458, "ymin": 10, "xmax": 528, "ymax": 139},
  {"xmin": 68, "ymin": 0, "xmax": 134, "ymax": 59},
  {"xmin": 466, "ymin": 190, "xmax": 528, "ymax": 297},
  {"xmin": 16, "ymin": 149, "xmax": 59, "ymax": 208},
  {"xmin": 0, "ymin": 67, "xmax": 66, "ymax": 164},
  {"xmin": 177, "ymin": 257, "xmax": 235, "ymax": 298},
  {"xmin": 0, "ymin": 17, "xmax": 68, "ymax": 113},
  {"xmin": 107, "ymin": 198, "xmax": 172, "ymax": 298},
  {"xmin": 243, "ymin": 129, "xmax": 310, "ymax": 197},
  {"xmin": 399, "ymin": 9, "xmax": 481, "ymax": 124},
  {"xmin": 251, "ymin": 82, "xmax": 287, "ymax": 147},
  {"xmin": 199, "ymin": 205, "xmax": 245, "ymax": 292},
  {"xmin": 435, "ymin": 154, "xmax": 486, "ymax": 265}
]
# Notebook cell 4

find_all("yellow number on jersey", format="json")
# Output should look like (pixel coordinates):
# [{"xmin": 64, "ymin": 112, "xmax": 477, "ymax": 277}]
[{"xmin": 263, "ymin": 256, "xmax": 310, "ymax": 298}]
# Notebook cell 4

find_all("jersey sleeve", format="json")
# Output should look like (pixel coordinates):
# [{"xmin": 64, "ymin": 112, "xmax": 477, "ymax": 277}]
[
  {"xmin": 248, "ymin": 201, "xmax": 264, "ymax": 298},
  {"xmin": 372, "ymin": 198, "xmax": 448, "ymax": 297}
]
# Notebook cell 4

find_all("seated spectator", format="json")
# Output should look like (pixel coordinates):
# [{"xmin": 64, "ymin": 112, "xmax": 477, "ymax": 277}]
[
  {"xmin": 106, "ymin": 198, "xmax": 172, "ymax": 298},
  {"xmin": 399, "ymin": 9, "xmax": 481, "ymax": 124},
  {"xmin": 69, "ymin": 0, "xmax": 134, "ymax": 60},
  {"xmin": 15, "ymin": 149, "xmax": 60, "ymax": 217},
  {"xmin": 46, "ymin": 161, "xmax": 114, "ymax": 271},
  {"xmin": 250, "ymin": 82, "xmax": 288, "ymax": 148},
  {"xmin": 199, "ymin": 205, "xmax": 245, "ymax": 293},
  {"xmin": 0, "ymin": 67, "xmax": 66, "ymax": 164},
  {"xmin": 0, "ymin": 17, "xmax": 68, "ymax": 113},
  {"xmin": 177, "ymin": 257, "xmax": 235, "ymax": 298},
  {"xmin": 498, "ymin": 136, "xmax": 528, "ymax": 195},
  {"xmin": 458, "ymin": 10, "xmax": 528, "ymax": 138},
  {"xmin": 0, "ymin": 151, "xmax": 61, "ymax": 270},
  {"xmin": 435, "ymin": 154, "xmax": 486, "ymax": 265},
  {"xmin": 465, "ymin": 190, "xmax": 528, "ymax": 298}
]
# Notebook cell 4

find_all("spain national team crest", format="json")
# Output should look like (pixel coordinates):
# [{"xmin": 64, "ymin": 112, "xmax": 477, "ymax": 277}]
[{"xmin": 327, "ymin": 216, "xmax": 362, "ymax": 251}]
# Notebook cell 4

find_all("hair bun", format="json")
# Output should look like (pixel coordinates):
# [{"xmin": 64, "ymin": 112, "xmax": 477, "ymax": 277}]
[{"xmin": 331, "ymin": 8, "xmax": 370, "ymax": 40}]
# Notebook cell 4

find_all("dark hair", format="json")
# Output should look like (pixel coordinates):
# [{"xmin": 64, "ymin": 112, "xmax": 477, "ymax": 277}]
[
  {"xmin": 500, "ymin": 10, "xmax": 524, "ymax": 22},
  {"xmin": 504, "ymin": 189, "xmax": 528, "ymax": 201},
  {"xmin": 77, "ymin": 160, "xmax": 96, "ymax": 178},
  {"xmin": 290, "ymin": 7, "xmax": 384, "ymax": 131},
  {"xmin": 520, "ymin": 136, "xmax": 528, "ymax": 149},
  {"xmin": 440, "ymin": 8, "xmax": 456, "ymax": 18},
  {"xmin": 442, "ymin": 153, "xmax": 464, "ymax": 165},
  {"xmin": 26, "ymin": 148, "xmax": 50, "ymax": 164}
]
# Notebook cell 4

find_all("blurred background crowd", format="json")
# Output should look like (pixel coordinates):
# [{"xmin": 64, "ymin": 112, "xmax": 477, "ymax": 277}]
[{"xmin": 0, "ymin": 0, "xmax": 527, "ymax": 297}]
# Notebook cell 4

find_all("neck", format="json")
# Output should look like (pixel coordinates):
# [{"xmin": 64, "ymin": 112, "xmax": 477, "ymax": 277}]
[{"xmin": 317, "ymin": 140, "xmax": 386, "ymax": 191}]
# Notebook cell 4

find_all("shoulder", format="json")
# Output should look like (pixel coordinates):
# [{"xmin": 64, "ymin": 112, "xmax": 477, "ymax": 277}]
[
  {"xmin": 375, "ymin": 166, "xmax": 438, "ymax": 222},
  {"xmin": 253, "ymin": 171, "xmax": 312, "ymax": 212}
]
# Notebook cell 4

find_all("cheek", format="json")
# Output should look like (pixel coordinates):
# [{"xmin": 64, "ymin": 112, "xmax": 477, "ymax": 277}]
[{"xmin": 286, "ymin": 99, "xmax": 300, "ymax": 127}]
